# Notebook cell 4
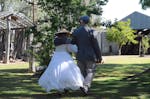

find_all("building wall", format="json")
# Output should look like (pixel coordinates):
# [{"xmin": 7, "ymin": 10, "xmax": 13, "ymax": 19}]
[{"xmin": 94, "ymin": 30, "xmax": 119, "ymax": 55}]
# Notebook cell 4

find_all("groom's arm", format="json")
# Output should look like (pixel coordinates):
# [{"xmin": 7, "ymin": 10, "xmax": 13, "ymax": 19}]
[
  {"xmin": 71, "ymin": 29, "xmax": 78, "ymax": 45},
  {"xmin": 90, "ymin": 31, "xmax": 102, "ymax": 63}
]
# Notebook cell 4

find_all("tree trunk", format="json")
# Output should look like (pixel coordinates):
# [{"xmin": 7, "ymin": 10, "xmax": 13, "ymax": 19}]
[
  {"xmin": 4, "ymin": 17, "xmax": 11, "ymax": 63},
  {"xmin": 139, "ymin": 36, "xmax": 144, "ymax": 57},
  {"xmin": 27, "ymin": 33, "xmax": 35, "ymax": 72},
  {"xmin": 118, "ymin": 45, "xmax": 122, "ymax": 55}
]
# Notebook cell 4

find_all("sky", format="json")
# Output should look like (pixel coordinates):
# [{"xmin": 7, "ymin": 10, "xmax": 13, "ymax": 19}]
[{"xmin": 101, "ymin": 0, "xmax": 150, "ymax": 21}]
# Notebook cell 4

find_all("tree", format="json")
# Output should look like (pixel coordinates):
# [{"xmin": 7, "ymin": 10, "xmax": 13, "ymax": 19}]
[
  {"xmin": 139, "ymin": 0, "xmax": 150, "ymax": 9},
  {"xmin": 106, "ymin": 20, "xmax": 137, "ymax": 55},
  {"xmin": 140, "ymin": 35, "xmax": 150, "ymax": 55}
]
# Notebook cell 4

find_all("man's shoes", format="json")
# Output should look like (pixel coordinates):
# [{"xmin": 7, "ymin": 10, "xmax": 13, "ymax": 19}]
[{"xmin": 80, "ymin": 86, "xmax": 88, "ymax": 96}]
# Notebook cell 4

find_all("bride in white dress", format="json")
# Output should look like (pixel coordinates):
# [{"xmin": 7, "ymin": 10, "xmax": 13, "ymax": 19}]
[{"xmin": 38, "ymin": 29, "xmax": 84, "ymax": 93}]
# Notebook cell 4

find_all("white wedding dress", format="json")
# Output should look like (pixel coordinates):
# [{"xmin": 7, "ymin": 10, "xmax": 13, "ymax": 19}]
[{"xmin": 38, "ymin": 44, "xmax": 84, "ymax": 92}]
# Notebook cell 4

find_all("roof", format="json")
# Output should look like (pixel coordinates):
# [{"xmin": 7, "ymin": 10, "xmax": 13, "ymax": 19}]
[
  {"xmin": 0, "ymin": 11, "xmax": 34, "ymax": 30},
  {"xmin": 120, "ymin": 11, "xmax": 150, "ymax": 30}
]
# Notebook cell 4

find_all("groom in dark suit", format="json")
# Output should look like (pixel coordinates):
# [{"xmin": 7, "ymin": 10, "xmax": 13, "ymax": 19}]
[{"xmin": 72, "ymin": 15, "xmax": 103, "ymax": 95}]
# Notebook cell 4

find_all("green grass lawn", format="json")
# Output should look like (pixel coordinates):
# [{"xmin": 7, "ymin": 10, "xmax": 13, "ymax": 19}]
[{"xmin": 0, "ymin": 55, "xmax": 150, "ymax": 99}]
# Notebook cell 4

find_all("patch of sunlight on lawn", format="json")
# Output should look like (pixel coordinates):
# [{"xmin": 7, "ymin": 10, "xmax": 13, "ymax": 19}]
[
  {"xmin": 0, "ymin": 62, "xmax": 28, "ymax": 70},
  {"xmin": 15, "ymin": 73, "xmax": 33, "ymax": 76},
  {"xmin": 94, "ymin": 77, "xmax": 120, "ymax": 81},
  {"xmin": 61, "ymin": 97, "xmax": 95, "ymax": 99},
  {"xmin": 1, "ymin": 90, "xmax": 30, "ymax": 94},
  {"xmin": 0, "ymin": 61, "xmax": 39, "ymax": 70},
  {"xmin": 103, "ymin": 55, "xmax": 150, "ymax": 64},
  {"xmin": 138, "ymin": 93, "xmax": 150, "ymax": 99},
  {"xmin": 1, "ymin": 90, "xmax": 42, "ymax": 95},
  {"xmin": 123, "ymin": 93, "xmax": 150, "ymax": 99}
]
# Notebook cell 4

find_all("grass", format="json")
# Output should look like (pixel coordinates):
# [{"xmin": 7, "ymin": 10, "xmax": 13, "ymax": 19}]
[{"xmin": 0, "ymin": 55, "xmax": 150, "ymax": 99}]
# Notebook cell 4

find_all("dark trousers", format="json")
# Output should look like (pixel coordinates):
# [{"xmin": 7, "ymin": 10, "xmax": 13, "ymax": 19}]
[{"xmin": 77, "ymin": 60, "xmax": 96, "ymax": 88}]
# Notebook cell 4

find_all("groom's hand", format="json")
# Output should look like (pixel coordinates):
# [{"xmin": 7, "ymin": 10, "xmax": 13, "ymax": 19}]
[
  {"xmin": 100, "ymin": 59, "xmax": 104, "ymax": 64},
  {"xmin": 96, "ymin": 59, "xmax": 104, "ymax": 64}
]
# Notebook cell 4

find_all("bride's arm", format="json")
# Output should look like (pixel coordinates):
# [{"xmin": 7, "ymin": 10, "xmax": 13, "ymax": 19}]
[{"xmin": 66, "ymin": 44, "xmax": 78, "ymax": 53}]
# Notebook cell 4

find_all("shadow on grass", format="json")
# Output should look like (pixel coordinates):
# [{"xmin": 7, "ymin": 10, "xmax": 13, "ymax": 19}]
[
  {"xmin": 91, "ymin": 72, "xmax": 150, "ymax": 99},
  {"xmin": 96, "ymin": 63, "xmax": 150, "ymax": 77},
  {"xmin": 0, "ymin": 68, "xmax": 99, "ymax": 99},
  {"xmin": 0, "ymin": 63, "xmax": 150, "ymax": 99}
]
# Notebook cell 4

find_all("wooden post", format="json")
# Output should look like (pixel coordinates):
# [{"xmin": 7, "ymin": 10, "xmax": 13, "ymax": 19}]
[
  {"xmin": 28, "ymin": 0, "xmax": 35, "ymax": 72},
  {"xmin": 29, "ymin": 45, "xmax": 35, "ymax": 72},
  {"xmin": 139, "ymin": 35, "xmax": 144, "ymax": 57},
  {"xmin": 4, "ymin": 16, "xmax": 11, "ymax": 63}
]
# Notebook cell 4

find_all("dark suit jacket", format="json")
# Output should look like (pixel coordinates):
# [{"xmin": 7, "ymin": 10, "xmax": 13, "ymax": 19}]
[{"xmin": 72, "ymin": 25, "xmax": 102, "ymax": 62}]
